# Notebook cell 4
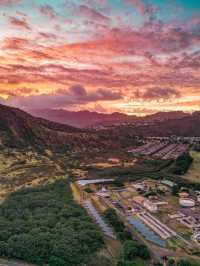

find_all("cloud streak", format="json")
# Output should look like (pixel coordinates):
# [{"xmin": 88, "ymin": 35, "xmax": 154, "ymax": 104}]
[
  {"xmin": 0, "ymin": 85, "xmax": 123, "ymax": 109},
  {"xmin": 0, "ymin": 0, "xmax": 199, "ymax": 114},
  {"xmin": 9, "ymin": 16, "xmax": 31, "ymax": 30}
]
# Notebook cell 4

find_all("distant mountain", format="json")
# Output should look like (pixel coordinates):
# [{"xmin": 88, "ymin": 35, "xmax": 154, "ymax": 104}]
[
  {"xmin": 0, "ymin": 104, "xmax": 137, "ymax": 151},
  {"xmin": 150, "ymin": 112, "xmax": 200, "ymax": 137},
  {"xmin": 143, "ymin": 111, "xmax": 189, "ymax": 122},
  {"xmin": 0, "ymin": 104, "xmax": 199, "ymax": 152},
  {"xmin": 28, "ymin": 109, "xmax": 188, "ymax": 128},
  {"xmin": 28, "ymin": 109, "xmax": 135, "ymax": 128},
  {"xmin": 0, "ymin": 104, "xmax": 97, "ymax": 151},
  {"xmin": 103, "ymin": 112, "xmax": 200, "ymax": 137}
]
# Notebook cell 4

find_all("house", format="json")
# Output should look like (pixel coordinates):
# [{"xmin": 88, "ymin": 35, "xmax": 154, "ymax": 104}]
[
  {"xmin": 143, "ymin": 199, "xmax": 158, "ymax": 213},
  {"xmin": 133, "ymin": 196, "xmax": 158, "ymax": 212},
  {"xmin": 133, "ymin": 196, "xmax": 146, "ymax": 205}
]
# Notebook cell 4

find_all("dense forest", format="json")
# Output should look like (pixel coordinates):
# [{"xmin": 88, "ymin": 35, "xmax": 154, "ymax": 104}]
[
  {"xmin": 170, "ymin": 154, "xmax": 194, "ymax": 175},
  {"xmin": 0, "ymin": 180, "xmax": 104, "ymax": 265}
]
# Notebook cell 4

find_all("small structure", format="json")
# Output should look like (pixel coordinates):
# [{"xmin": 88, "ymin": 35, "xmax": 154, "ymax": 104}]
[
  {"xmin": 133, "ymin": 196, "xmax": 158, "ymax": 212},
  {"xmin": 193, "ymin": 232, "xmax": 200, "ymax": 244},
  {"xmin": 154, "ymin": 201, "xmax": 168, "ymax": 206},
  {"xmin": 96, "ymin": 187, "xmax": 110, "ymax": 198},
  {"xmin": 108, "ymin": 158, "xmax": 120, "ymax": 164},
  {"xmin": 137, "ymin": 212, "xmax": 176, "ymax": 240},
  {"xmin": 77, "ymin": 179, "xmax": 114, "ymax": 187},
  {"xmin": 133, "ymin": 183, "xmax": 146, "ymax": 191},
  {"xmin": 143, "ymin": 199, "xmax": 158, "ymax": 213},
  {"xmin": 161, "ymin": 180, "xmax": 175, "ymax": 188},
  {"xmin": 180, "ymin": 208, "xmax": 200, "ymax": 224},
  {"xmin": 168, "ymin": 213, "xmax": 185, "ymax": 219},
  {"xmin": 179, "ymin": 198, "xmax": 195, "ymax": 208},
  {"xmin": 133, "ymin": 196, "xmax": 146, "ymax": 205}
]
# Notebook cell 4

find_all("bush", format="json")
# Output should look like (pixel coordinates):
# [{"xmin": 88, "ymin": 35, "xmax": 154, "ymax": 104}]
[
  {"xmin": 122, "ymin": 240, "xmax": 150, "ymax": 261},
  {"xmin": 84, "ymin": 187, "xmax": 94, "ymax": 193}
]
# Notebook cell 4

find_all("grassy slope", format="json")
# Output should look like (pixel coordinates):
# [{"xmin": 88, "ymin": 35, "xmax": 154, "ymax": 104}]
[
  {"xmin": 0, "ymin": 148, "xmax": 65, "ymax": 201},
  {"xmin": 184, "ymin": 151, "xmax": 200, "ymax": 183}
]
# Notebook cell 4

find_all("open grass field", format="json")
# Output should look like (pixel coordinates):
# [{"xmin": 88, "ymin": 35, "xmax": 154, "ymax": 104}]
[{"xmin": 184, "ymin": 151, "xmax": 200, "ymax": 183}]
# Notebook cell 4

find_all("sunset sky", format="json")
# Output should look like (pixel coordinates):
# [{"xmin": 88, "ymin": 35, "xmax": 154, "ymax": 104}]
[{"xmin": 0, "ymin": 0, "xmax": 199, "ymax": 115}]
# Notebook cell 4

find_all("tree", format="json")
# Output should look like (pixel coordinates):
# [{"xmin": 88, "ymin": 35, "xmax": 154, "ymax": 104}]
[
  {"xmin": 177, "ymin": 259, "xmax": 200, "ymax": 266},
  {"xmin": 0, "ymin": 180, "xmax": 104, "ymax": 266},
  {"xmin": 122, "ymin": 241, "xmax": 139, "ymax": 260},
  {"xmin": 137, "ymin": 244, "xmax": 150, "ymax": 260},
  {"xmin": 172, "ymin": 185, "xmax": 179, "ymax": 196},
  {"xmin": 117, "ymin": 260, "xmax": 137, "ymax": 266},
  {"xmin": 168, "ymin": 258, "xmax": 175, "ymax": 266}
]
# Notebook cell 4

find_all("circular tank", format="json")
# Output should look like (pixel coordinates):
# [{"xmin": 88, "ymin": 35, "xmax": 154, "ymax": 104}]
[{"xmin": 179, "ymin": 198, "xmax": 195, "ymax": 207}]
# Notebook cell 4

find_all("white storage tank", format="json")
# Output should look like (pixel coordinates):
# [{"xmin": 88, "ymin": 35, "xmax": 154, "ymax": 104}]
[{"xmin": 179, "ymin": 198, "xmax": 195, "ymax": 207}]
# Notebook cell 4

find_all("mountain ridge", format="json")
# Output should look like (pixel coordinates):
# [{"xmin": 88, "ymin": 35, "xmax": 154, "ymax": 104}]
[
  {"xmin": 28, "ymin": 108, "xmax": 190, "ymax": 128},
  {"xmin": 1, "ymin": 104, "xmax": 200, "ymax": 152}
]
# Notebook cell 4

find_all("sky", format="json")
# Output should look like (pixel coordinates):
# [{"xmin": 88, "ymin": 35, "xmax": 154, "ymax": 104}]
[{"xmin": 0, "ymin": 0, "xmax": 199, "ymax": 115}]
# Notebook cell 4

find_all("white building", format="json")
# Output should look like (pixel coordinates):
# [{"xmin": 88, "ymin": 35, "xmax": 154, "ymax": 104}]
[{"xmin": 143, "ymin": 199, "xmax": 158, "ymax": 213}]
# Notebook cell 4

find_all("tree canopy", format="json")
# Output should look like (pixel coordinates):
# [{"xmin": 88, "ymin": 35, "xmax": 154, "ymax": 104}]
[{"xmin": 0, "ymin": 180, "xmax": 104, "ymax": 265}]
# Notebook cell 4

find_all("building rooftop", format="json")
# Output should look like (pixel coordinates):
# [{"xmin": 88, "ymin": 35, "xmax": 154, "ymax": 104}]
[
  {"xmin": 77, "ymin": 178, "xmax": 114, "ymax": 187},
  {"xmin": 161, "ymin": 180, "xmax": 175, "ymax": 187},
  {"xmin": 180, "ymin": 208, "xmax": 200, "ymax": 220}
]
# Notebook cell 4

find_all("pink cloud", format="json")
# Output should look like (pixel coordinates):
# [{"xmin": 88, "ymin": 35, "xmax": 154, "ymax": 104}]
[
  {"xmin": 9, "ymin": 16, "xmax": 31, "ymax": 30},
  {"xmin": 39, "ymin": 5, "xmax": 57, "ymax": 19},
  {"xmin": 0, "ymin": 0, "xmax": 20, "ymax": 5},
  {"xmin": 136, "ymin": 87, "xmax": 181, "ymax": 101},
  {"xmin": 75, "ymin": 5, "xmax": 110, "ymax": 23},
  {"xmin": 2, "ymin": 37, "xmax": 30, "ymax": 50},
  {"xmin": 0, "ymin": 85, "xmax": 123, "ymax": 109},
  {"xmin": 38, "ymin": 32, "xmax": 58, "ymax": 40}
]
